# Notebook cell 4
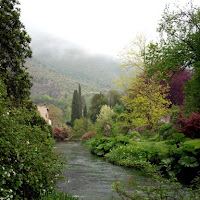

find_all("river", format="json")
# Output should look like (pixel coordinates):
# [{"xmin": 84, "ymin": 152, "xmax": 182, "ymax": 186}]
[{"xmin": 54, "ymin": 141, "xmax": 148, "ymax": 200}]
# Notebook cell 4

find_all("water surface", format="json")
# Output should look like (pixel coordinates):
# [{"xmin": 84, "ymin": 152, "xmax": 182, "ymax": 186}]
[{"xmin": 55, "ymin": 141, "xmax": 147, "ymax": 200}]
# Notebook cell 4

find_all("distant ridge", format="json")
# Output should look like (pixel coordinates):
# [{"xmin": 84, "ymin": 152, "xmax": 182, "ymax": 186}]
[
  {"xmin": 26, "ymin": 57, "xmax": 115, "ymax": 99},
  {"xmin": 26, "ymin": 34, "xmax": 120, "ymax": 98}
]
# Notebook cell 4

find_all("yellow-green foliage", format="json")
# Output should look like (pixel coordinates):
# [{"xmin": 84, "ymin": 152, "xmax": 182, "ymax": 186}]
[
  {"xmin": 96, "ymin": 105, "xmax": 114, "ymax": 122},
  {"xmin": 121, "ymin": 76, "xmax": 171, "ymax": 128}
]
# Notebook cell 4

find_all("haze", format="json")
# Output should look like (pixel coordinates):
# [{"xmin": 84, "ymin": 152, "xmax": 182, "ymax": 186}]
[{"xmin": 20, "ymin": 0, "xmax": 199, "ymax": 57}]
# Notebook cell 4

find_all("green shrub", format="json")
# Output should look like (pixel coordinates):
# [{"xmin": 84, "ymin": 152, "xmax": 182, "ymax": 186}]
[
  {"xmin": 0, "ymin": 82, "xmax": 63, "ymax": 200},
  {"xmin": 105, "ymin": 142, "xmax": 167, "ymax": 170},
  {"xmin": 88, "ymin": 135, "xmax": 131, "ymax": 156},
  {"xmin": 158, "ymin": 123, "xmax": 176, "ymax": 139},
  {"xmin": 113, "ymin": 173, "xmax": 200, "ymax": 200},
  {"xmin": 163, "ymin": 144, "xmax": 200, "ymax": 185},
  {"xmin": 142, "ymin": 129, "xmax": 151, "ymax": 138},
  {"xmin": 148, "ymin": 133, "xmax": 160, "ymax": 141},
  {"xmin": 72, "ymin": 118, "xmax": 92, "ymax": 138},
  {"xmin": 128, "ymin": 131, "xmax": 141, "ymax": 139}
]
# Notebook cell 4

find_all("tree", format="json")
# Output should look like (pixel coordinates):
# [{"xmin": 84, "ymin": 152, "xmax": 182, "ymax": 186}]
[
  {"xmin": 73, "ymin": 118, "xmax": 91, "ymax": 136},
  {"xmin": 96, "ymin": 105, "xmax": 114, "ymax": 122},
  {"xmin": 71, "ymin": 90, "xmax": 81, "ymax": 125},
  {"xmin": 78, "ymin": 83, "xmax": 82, "ymax": 117},
  {"xmin": 106, "ymin": 90, "xmax": 122, "ymax": 107},
  {"xmin": 121, "ymin": 74, "xmax": 172, "ymax": 129},
  {"xmin": 169, "ymin": 69, "xmax": 191, "ymax": 105},
  {"xmin": 0, "ymin": 0, "xmax": 32, "ymax": 103},
  {"xmin": 0, "ymin": 1, "xmax": 63, "ymax": 199},
  {"xmin": 0, "ymin": 81, "xmax": 63, "ymax": 199},
  {"xmin": 89, "ymin": 93, "xmax": 108, "ymax": 122},
  {"xmin": 83, "ymin": 104, "xmax": 87, "ymax": 118},
  {"xmin": 114, "ymin": 35, "xmax": 148, "ymax": 91},
  {"xmin": 146, "ymin": 2, "xmax": 200, "ymax": 111}
]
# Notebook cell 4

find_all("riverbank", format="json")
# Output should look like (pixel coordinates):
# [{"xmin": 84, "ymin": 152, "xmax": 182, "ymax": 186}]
[{"xmin": 84, "ymin": 135, "xmax": 200, "ymax": 199}]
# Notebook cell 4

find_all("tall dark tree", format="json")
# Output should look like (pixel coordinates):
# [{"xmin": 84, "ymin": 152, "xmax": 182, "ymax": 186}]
[
  {"xmin": 83, "ymin": 105, "xmax": 87, "ymax": 118},
  {"xmin": 71, "ymin": 90, "xmax": 81, "ymax": 125},
  {"xmin": 0, "ymin": 0, "xmax": 32, "ymax": 103},
  {"xmin": 78, "ymin": 84, "xmax": 82, "ymax": 117},
  {"xmin": 89, "ymin": 93, "xmax": 108, "ymax": 122},
  {"xmin": 82, "ymin": 96, "xmax": 86, "ymax": 110}
]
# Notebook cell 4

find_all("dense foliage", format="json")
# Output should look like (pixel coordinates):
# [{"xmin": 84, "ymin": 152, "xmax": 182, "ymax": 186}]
[
  {"xmin": 146, "ymin": 3, "xmax": 200, "ymax": 112},
  {"xmin": 0, "ymin": 0, "xmax": 32, "ymax": 103},
  {"xmin": 53, "ymin": 125, "xmax": 70, "ymax": 140},
  {"xmin": 0, "ymin": 81, "xmax": 63, "ymax": 199},
  {"xmin": 87, "ymin": 134, "xmax": 200, "ymax": 185},
  {"xmin": 0, "ymin": 1, "xmax": 65, "ymax": 199},
  {"xmin": 72, "ymin": 118, "xmax": 91, "ymax": 136},
  {"xmin": 71, "ymin": 90, "xmax": 81, "ymax": 125},
  {"xmin": 169, "ymin": 69, "xmax": 191, "ymax": 105},
  {"xmin": 89, "ymin": 93, "xmax": 108, "ymax": 122},
  {"xmin": 175, "ymin": 111, "xmax": 200, "ymax": 138},
  {"xmin": 121, "ymin": 75, "xmax": 171, "ymax": 129}
]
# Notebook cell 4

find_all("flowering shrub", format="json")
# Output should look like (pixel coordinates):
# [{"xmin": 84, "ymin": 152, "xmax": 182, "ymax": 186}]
[
  {"xmin": 0, "ymin": 81, "xmax": 63, "ymax": 200},
  {"xmin": 53, "ymin": 125, "xmax": 70, "ymax": 140}
]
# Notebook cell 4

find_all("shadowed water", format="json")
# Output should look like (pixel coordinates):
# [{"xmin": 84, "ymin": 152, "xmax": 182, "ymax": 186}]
[{"xmin": 55, "ymin": 141, "xmax": 147, "ymax": 200}]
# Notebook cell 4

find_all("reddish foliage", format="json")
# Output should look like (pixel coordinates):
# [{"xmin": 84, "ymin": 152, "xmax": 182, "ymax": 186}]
[
  {"xmin": 53, "ymin": 125, "xmax": 70, "ymax": 140},
  {"xmin": 175, "ymin": 110, "xmax": 200, "ymax": 138},
  {"xmin": 169, "ymin": 69, "xmax": 191, "ymax": 105}
]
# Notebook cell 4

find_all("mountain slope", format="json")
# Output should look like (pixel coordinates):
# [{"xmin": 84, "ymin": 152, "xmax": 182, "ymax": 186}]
[{"xmin": 26, "ymin": 58, "xmax": 112, "ymax": 99}]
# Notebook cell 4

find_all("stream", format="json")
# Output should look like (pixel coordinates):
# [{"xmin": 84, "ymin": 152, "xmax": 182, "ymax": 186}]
[{"xmin": 54, "ymin": 141, "xmax": 148, "ymax": 200}]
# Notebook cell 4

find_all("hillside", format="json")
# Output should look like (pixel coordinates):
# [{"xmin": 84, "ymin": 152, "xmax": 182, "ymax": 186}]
[{"xmin": 26, "ymin": 58, "xmax": 110, "ymax": 99}]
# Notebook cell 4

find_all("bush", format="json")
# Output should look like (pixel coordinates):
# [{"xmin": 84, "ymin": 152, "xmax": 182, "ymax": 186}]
[
  {"xmin": 158, "ymin": 123, "xmax": 176, "ymax": 139},
  {"xmin": 88, "ymin": 135, "xmax": 131, "ymax": 156},
  {"xmin": 128, "ymin": 131, "xmax": 141, "ymax": 139},
  {"xmin": 53, "ymin": 125, "xmax": 70, "ymax": 140},
  {"xmin": 163, "ymin": 144, "xmax": 200, "ymax": 185},
  {"xmin": 175, "ymin": 111, "xmax": 200, "ymax": 138},
  {"xmin": 0, "ymin": 81, "xmax": 63, "ymax": 200},
  {"xmin": 113, "ymin": 173, "xmax": 200, "ymax": 200},
  {"xmin": 73, "ymin": 118, "xmax": 92, "ymax": 136}
]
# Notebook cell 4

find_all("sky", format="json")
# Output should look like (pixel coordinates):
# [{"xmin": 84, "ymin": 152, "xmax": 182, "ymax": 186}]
[{"xmin": 20, "ymin": 0, "xmax": 199, "ymax": 57}]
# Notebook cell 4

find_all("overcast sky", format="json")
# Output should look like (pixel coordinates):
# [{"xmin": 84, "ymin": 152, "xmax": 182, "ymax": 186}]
[{"xmin": 20, "ymin": 0, "xmax": 199, "ymax": 57}]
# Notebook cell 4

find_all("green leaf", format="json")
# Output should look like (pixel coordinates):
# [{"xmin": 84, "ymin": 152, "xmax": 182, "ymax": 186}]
[{"xmin": 178, "ymin": 156, "xmax": 198, "ymax": 167}]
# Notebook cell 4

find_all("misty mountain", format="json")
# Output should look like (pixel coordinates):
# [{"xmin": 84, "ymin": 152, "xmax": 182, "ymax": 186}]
[
  {"xmin": 29, "ymin": 34, "xmax": 120, "ymax": 89},
  {"xmin": 26, "ymin": 57, "xmax": 112, "ymax": 99}
]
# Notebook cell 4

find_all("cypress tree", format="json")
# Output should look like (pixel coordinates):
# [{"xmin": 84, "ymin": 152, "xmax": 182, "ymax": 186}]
[
  {"xmin": 78, "ymin": 84, "xmax": 82, "ymax": 117},
  {"xmin": 83, "ymin": 105, "xmax": 87, "ymax": 118},
  {"xmin": 71, "ymin": 90, "xmax": 81, "ymax": 125}
]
